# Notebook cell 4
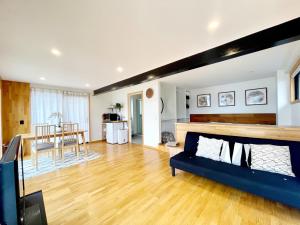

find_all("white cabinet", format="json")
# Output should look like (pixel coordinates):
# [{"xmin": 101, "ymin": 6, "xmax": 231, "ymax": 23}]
[
  {"xmin": 106, "ymin": 122, "xmax": 125, "ymax": 144},
  {"xmin": 118, "ymin": 129, "xmax": 128, "ymax": 144}
]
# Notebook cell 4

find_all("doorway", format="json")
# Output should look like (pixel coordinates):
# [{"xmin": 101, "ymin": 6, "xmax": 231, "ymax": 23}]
[{"xmin": 128, "ymin": 92, "xmax": 143, "ymax": 144}]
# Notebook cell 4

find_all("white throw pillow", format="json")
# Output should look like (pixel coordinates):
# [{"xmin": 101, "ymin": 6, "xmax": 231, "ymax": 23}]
[
  {"xmin": 244, "ymin": 144, "xmax": 251, "ymax": 167},
  {"xmin": 232, "ymin": 142, "xmax": 243, "ymax": 166},
  {"xmin": 196, "ymin": 136, "xmax": 223, "ymax": 161},
  {"xmin": 250, "ymin": 144, "xmax": 295, "ymax": 177},
  {"xmin": 220, "ymin": 141, "xmax": 231, "ymax": 164},
  {"xmin": 232, "ymin": 143, "xmax": 251, "ymax": 166}
]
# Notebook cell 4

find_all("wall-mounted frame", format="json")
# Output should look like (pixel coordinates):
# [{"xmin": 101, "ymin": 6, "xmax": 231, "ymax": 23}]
[
  {"xmin": 290, "ymin": 59, "xmax": 300, "ymax": 104},
  {"xmin": 245, "ymin": 88, "xmax": 268, "ymax": 106},
  {"xmin": 197, "ymin": 94, "xmax": 211, "ymax": 107},
  {"xmin": 218, "ymin": 91, "xmax": 235, "ymax": 107}
]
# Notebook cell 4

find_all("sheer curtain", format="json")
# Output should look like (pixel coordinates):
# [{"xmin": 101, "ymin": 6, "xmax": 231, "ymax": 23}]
[
  {"xmin": 31, "ymin": 87, "xmax": 90, "ymax": 142},
  {"xmin": 31, "ymin": 88, "xmax": 63, "ymax": 125},
  {"xmin": 63, "ymin": 91, "xmax": 89, "ymax": 142}
]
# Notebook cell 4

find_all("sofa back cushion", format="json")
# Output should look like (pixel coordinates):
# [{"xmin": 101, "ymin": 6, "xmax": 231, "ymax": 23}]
[{"xmin": 184, "ymin": 132, "xmax": 300, "ymax": 177}]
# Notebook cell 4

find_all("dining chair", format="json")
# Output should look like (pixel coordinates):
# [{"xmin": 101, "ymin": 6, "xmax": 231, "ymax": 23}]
[
  {"xmin": 31, "ymin": 124, "xmax": 57, "ymax": 170},
  {"xmin": 58, "ymin": 123, "xmax": 80, "ymax": 162}
]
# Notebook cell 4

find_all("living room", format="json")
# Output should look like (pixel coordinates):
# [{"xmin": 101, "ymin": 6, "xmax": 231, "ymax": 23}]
[{"xmin": 1, "ymin": 1, "xmax": 300, "ymax": 225}]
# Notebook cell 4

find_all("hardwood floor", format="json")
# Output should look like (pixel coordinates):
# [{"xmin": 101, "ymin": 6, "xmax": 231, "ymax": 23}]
[{"xmin": 25, "ymin": 142, "xmax": 300, "ymax": 225}]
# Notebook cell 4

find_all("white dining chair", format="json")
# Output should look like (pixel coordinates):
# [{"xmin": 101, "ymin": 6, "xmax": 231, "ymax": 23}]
[
  {"xmin": 58, "ymin": 123, "xmax": 80, "ymax": 162},
  {"xmin": 31, "ymin": 124, "xmax": 57, "ymax": 170}
]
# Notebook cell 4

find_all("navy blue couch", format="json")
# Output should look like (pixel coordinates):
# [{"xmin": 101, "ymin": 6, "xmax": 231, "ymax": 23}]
[{"xmin": 170, "ymin": 132, "xmax": 300, "ymax": 209}]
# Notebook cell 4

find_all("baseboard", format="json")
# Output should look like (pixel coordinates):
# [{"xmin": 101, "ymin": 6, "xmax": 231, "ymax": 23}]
[{"xmin": 87, "ymin": 139, "xmax": 105, "ymax": 144}]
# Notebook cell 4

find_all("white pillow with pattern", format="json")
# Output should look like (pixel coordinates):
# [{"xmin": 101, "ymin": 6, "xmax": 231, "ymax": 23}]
[{"xmin": 250, "ymin": 144, "xmax": 295, "ymax": 177}]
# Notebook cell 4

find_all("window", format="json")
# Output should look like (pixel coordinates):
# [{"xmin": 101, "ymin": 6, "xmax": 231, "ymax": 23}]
[
  {"xmin": 291, "ymin": 61, "xmax": 300, "ymax": 103},
  {"xmin": 31, "ymin": 87, "xmax": 90, "ymax": 142}
]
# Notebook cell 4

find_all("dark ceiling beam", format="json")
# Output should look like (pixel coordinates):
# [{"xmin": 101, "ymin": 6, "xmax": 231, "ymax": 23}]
[{"xmin": 94, "ymin": 17, "xmax": 300, "ymax": 95}]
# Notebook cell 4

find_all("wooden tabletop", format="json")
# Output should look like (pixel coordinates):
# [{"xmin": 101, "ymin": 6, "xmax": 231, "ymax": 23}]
[{"xmin": 21, "ymin": 130, "xmax": 86, "ymax": 140}]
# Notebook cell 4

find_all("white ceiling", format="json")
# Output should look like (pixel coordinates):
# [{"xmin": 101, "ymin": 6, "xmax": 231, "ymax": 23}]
[
  {"xmin": 0, "ymin": 0, "xmax": 299, "ymax": 90},
  {"xmin": 160, "ymin": 40, "xmax": 300, "ymax": 89}
]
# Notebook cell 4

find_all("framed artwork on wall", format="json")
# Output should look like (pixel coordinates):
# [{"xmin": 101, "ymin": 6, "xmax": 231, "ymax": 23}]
[
  {"xmin": 218, "ymin": 91, "xmax": 235, "ymax": 107},
  {"xmin": 197, "ymin": 94, "xmax": 211, "ymax": 107},
  {"xmin": 245, "ymin": 87, "xmax": 267, "ymax": 106}
]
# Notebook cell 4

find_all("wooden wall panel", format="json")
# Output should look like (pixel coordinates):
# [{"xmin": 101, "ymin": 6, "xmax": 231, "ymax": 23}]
[
  {"xmin": 176, "ymin": 122, "xmax": 300, "ymax": 145},
  {"xmin": 1, "ymin": 80, "xmax": 31, "ymax": 145},
  {"xmin": 190, "ymin": 113, "xmax": 276, "ymax": 125}
]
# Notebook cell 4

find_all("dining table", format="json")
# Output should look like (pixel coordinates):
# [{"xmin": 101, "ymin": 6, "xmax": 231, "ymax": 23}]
[{"xmin": 20, "ymin": 130, "xmax": 88, "ymax": 156}]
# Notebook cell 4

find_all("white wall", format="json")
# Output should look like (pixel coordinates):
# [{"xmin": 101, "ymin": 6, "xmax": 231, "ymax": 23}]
[
  {"xmin": 277, "ymin": 70, "xmax": 292, "ymax": 125},
  {"xmin": 291, "ymin": 105, "xmax": 300, "ymax": 125},
  {"xmin": 90, "ymin": 80, "xmax": 161, "ymax": 147},
  {"xmin": 176, "ymin": 88, "xmax": 188, "ymax": 119},
  {"xmin": 160, "ymin": 82, "xmax": 177, "ymax": 136},
  {"xmin": 276, "ymin": 69, "xmax": 300, "ymax": 126},
  {"xmin": 189, "ymin": 77, "xmax": 277, "ymax": 115},
  {"xmin": 160, "ymin": 82, "xmax": 177, "ymax": 120},
  {"xmin": 90, "ymin": 91, "xmax": 113, "ymax": 141}
]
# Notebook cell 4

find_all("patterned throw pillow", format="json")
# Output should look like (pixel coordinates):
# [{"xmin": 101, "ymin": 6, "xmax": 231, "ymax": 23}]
[
  {"xmin": 196, "ymin": 136, "xmax": 223, "ymax": 161},
  {"xmin": 250, "ymin": 144, "xmax": 295, "ymax": 177}
]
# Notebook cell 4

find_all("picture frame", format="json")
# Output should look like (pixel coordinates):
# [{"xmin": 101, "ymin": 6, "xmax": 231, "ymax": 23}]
[
  {"xmin": 197, "ymin": 94, "xmax": 211, "ymax": 107},
  {"xmin": 245, "ymin": 87, "xmax": 268, "ymax": 106},
  {"xmin": 218, "ymin": 91, "xmax": 235, "ymax": 107}
]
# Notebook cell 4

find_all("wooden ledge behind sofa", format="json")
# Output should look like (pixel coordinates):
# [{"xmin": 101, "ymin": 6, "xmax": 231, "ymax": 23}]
[
  {"xmin": 176, "ymin": 122, "xmax": 300, "ymax": 145},
  {"xmin": 190, "ymin": 113, "xmax": 276, "ymax": 125}
]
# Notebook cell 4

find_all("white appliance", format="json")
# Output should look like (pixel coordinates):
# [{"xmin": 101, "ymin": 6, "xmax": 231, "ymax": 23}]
[
  {"xmin": 118, "ymin": 129, "xmax": 128, "ymax": 144},
  {"xmin": 106, "ymin": 122, "xmax": 124, "ymax": 144}
]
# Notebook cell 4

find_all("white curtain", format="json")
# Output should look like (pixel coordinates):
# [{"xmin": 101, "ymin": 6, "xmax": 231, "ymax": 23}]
[
  {"xmin": 31, "ymin": 88, "xmax": 63, "ymax": 125},
  {"xmin": 63, "ymin": 91, "xmax": 89, "ymax": 142},
  {"xmin": 31, "ymin": 87, "xmax": 90, "ymax": 142}
]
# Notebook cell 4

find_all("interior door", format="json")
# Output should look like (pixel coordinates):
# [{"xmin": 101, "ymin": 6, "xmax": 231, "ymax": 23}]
[{"xmin": 136, "ymin": 99, "xmax": 142, "ymax": 135}]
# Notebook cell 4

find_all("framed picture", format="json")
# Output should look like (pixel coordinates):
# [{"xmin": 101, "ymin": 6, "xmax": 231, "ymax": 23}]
[
  {"xmin": 245, "ymin": 87, "xmax": 267, "ymax": 106},
  {"xmin": 218, "ymin": 91, "xmax": 235, "ymax": 107},
  {"xmin": 197, "ymin": 94, "xmax": 211, "ymax": 107}
]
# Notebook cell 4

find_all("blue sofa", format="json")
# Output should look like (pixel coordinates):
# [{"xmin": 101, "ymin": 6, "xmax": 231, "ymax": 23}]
[{"xmin": 170, "ymin": 132, "xmax": 300, "ymax": 209}]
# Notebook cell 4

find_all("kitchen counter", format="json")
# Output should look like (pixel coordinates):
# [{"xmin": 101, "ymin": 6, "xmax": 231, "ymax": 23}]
[{"xmin": 103, "ymin": 120, "xmax": 128, "ymax": 123}]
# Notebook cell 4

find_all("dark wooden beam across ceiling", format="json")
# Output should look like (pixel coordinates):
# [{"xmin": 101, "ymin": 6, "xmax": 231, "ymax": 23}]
[{"xmin": 94, "ymin": 17, "xmax": 300, "ymax": 95}]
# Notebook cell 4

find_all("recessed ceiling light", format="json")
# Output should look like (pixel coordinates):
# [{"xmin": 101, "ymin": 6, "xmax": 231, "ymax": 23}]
[
  {"xmin": 147, "ymin": 75, "xmax": 155, "ymax": 80},
  {"xmin": 85, "ymin": 83, "xmax": 90, "ymax": 87},
  {"xmin": 225, "ymin": 48, "xmax": 239, "ymax": 56},
  {"xmin": 208, "ymin": 20, "xmax": 219, "ymax": 31},
  {"xmin": 116, "ymin": 67, "xmax": 123, "ymax": 73},
  {"xmin": 51, "ymin": 48, "xmax": 62, "ymax": 56},
  {"xmin": 40, "ymin": 77, "xmax": 46, "ymax": 81}
]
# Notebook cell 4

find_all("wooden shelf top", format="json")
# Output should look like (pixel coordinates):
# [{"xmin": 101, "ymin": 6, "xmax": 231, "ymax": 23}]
[{"xmin": 176, "ymin": 122, "xmax": 300, "ymax": 130}]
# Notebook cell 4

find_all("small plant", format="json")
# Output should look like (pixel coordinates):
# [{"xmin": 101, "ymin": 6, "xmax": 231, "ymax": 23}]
[
  {"xmin": 48, "ymin": 112, "xmax": 63, "ymax": 126},
  {"xmin": 114, "ymin": 103, "xmax": 122, "ymax": 111}
]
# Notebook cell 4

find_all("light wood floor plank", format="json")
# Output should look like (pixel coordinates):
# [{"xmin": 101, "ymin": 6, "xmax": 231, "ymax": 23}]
[{"xmin": 24, "ymin": 142, "xmax": 300, "ymax": 225}]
